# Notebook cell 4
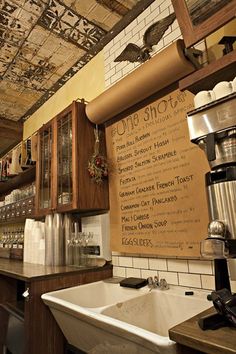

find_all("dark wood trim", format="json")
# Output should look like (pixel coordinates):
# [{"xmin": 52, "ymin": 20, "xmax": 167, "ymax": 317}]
[
  {"xmin": 179, "ymin": 49, "xmax": 236, "ymax": 94},
  {"xmin": 172, "ymin": 0, "xmax": 236, "ymax": 48}
]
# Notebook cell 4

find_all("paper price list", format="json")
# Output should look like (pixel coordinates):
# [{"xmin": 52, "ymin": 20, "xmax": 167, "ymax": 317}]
[{"xmin": 106, "ymin": 89, "xmax": 210, "ymax": 256}]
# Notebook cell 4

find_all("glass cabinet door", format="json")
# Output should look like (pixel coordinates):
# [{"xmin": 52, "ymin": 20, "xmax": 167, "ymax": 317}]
[
  {"xmin": 35, "ymin": 100, "xmax": 108, "ymax": 216},
  {"xmin": 38, "ymin": 125, "xmax": 53, "ymax": 211},
  {"xmin": 56, "ymin": 108, "xmax": 74, "ymax": 209}
]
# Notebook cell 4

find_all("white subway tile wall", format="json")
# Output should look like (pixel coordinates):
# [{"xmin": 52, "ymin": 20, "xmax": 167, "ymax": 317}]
[
  {"xmin": 188, "ymin": 260, "xmax": 213, "ymax": 275},
  {"xmin": 119, "ymin": 256, "xmax": 133, "ymax": 267},
  {"xmin": 159, "ymin": 271, "xmax": 178, "ymax": 285},
  {"xmin": 178, "ymin": 273, "xmax": 202, "ymax": 288},
  {"xmin": 141, "ymin": 269, "xmax": 158, "ymax": 279},
  {"xmin": 167, "ymin": 259, "xmax": 188, "ymax": 273},
  {"xmin": 104, "ymin": 0, "xmax": 226, "ymax": 291},
  {"xmin": 126, "ymin": 267, "xmax": 141, "ymax": 278},
  {"xmin": 133, "ymin": 257, "xmax": 149, "ymax": 269},
  {"xmin": 201, "ymin": 275, "xmax": 215, "ymax": 290},
  {"xmin": 104, "ymin": 0, "xmax": 180, "ymax": 87},
  {"xmin": 149, "ymin": 258, "xmax": 167, "ymax": 271},
  {"xmin": 113, "ymin": 266, "xmax": 126, "ymax": 278}
]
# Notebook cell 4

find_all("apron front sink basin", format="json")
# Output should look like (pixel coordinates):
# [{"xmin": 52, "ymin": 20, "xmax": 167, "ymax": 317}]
[{"xmin": 42, "ymin": 279, "xmax": 212, "ymax": 354}]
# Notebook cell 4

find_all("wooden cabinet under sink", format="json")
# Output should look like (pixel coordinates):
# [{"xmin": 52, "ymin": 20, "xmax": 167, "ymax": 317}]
[{"xmin": 0, "ymin": 260, "xmax": 112, "ymax": 354}]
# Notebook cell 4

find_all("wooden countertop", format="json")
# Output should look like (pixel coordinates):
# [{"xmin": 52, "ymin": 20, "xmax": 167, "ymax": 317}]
[
  {"xmin": 0, "ymin": 258, "xmax": 111, "ymax": 281},
  {"xmin": 169, "ymin": 307, "xmax": 236, "ymax": 354}
]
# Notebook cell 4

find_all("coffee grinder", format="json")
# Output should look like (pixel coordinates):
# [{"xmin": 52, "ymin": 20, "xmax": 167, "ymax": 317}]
[{"xmin": 187, "ymin": 92, "xmax": 236, "ymax": 292}]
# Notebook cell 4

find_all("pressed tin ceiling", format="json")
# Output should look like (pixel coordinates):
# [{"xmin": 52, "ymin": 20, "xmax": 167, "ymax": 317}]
[{"xmin": 0, "ymin": 0, "xmax": 154, "ymax": 122}]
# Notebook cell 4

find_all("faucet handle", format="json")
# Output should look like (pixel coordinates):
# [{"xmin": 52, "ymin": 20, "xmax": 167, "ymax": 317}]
[
  {"xmin": 159, "ymin": 278, "xmax": 169, "ymax": 290},
  {"xmin": 147, "ymin": 277, "xmax": 154, "ymax": 286},
  {"xmin": 154, "ymin": 275, "xmax": 159, "ymax": 285}
]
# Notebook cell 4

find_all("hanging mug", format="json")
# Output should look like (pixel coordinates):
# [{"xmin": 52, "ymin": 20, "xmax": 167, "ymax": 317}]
[
  {"xmin": 213, "ymin": 81, "xmax": 233, "ymax": 99},
  {"xmin": 230, "ymin": 77, "xmax": 236, "ymax": 92},
  {"xmin": 194, "ymin": 90, "xmax": 215, "ymax": 108}
]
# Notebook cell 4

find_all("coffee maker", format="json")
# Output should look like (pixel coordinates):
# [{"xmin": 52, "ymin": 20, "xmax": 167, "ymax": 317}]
[{"xmin": 187, "ymin": 92, "xmax": 236, "ymax": 291}]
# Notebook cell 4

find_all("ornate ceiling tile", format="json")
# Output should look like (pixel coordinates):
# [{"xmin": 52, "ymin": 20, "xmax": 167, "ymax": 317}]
[
  {"xmin": 0, "ymin": 80, "xmax": 42, "ymax": 120},
  {"xmin": 95, "ymin": 0, "xmax": 131, "ymax": 17},
  {"xmin": 0, "ymin": 60, "xmax": 9, "ymax": 75},
  {"xmin": 16, "ymin": 7, "xmax": 38, "ymax": 28},
  {"xmin": 21, "ymin": 0, "xmax": 48, "ymax": 16},
  {"xmin": 0, "ymin": 1, "xmax": 21, "ymax": 23},
  {"xmin": 101, "ymin": 11, "xmax": 123, "ymax": 29},
  {"xmin": 85, "ymin": 3, "xmax": 121, "ymax": 30},
  {"xmin": 39, "ymin": 0, "xmax": 107, "ymax": 50},
  {"xmin": 61, "ymin": 0, "xmax": 99, "ymax": 20},
  {"xmin": 0, "ymin": 0, "xmax": 155, "ymax": 123},
  {"xmin": 0, "ymin": 42, "xmax": 18, "ymax": 63},
  {"xmin": 27, "ymin": 24, "xmax": 50, "ymax": 46}
]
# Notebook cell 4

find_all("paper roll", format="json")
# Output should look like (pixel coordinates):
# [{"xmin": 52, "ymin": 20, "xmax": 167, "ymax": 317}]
[{"xmin": 86, "ymin": 39, "xmax": 195, "ymax": 124}]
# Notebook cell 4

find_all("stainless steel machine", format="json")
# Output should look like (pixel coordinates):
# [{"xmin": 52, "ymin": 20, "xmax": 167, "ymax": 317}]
[{"xmin": 187, "ymin": 92, "xmax": 236, "ymax": 291}]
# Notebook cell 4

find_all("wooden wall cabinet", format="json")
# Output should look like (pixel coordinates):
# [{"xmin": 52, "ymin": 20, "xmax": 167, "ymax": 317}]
[
  {"xmin": 171, "ymin": 0, "xmax": 236, "ymax": 48},
  {"xmin": 36, "ymin": 101, "xmax": 109, "ymax": 216}
]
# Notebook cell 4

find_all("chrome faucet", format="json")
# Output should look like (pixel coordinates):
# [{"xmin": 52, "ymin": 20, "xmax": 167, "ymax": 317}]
[{"xmin": 147, "ymin": 276, "xmax": 169, "ymax": 290}]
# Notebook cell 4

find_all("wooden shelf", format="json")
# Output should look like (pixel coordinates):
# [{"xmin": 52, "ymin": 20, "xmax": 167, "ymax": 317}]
[
  {"xmin": 0, "ymin": 165, "xmax": 36, "ymax": 197},
  {"xmin": 179, "ymin": 49, "xmax": 236, "ymax": 94}
]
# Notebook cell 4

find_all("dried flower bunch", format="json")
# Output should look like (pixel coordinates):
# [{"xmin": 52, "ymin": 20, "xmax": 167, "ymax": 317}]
[{"xmin": 88, "ymin": 125, "xmax": 108, "ymax": 183}]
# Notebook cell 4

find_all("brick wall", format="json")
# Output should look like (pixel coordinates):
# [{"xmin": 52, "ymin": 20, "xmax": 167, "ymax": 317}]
[{"xmin": 104, "ymin": 0, "xmax": 236, "ymax": 292}]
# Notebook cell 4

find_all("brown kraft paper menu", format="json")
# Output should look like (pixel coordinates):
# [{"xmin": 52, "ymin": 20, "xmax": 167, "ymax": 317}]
[{"xmin": 106, "ymin": 89, "xmax": 210, "ymax": 257}]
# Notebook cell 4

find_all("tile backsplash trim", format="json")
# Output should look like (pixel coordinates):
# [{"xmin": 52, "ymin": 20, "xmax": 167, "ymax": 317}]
[{"xmin": 112, "ymin": 255, "xmax": 215, "ymax": 290}]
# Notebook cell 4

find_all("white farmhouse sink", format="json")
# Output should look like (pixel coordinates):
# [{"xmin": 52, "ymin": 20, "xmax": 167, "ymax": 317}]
[{"xmin": 42, "ymin": 279, "xmax": 212, "ymax": 354}]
